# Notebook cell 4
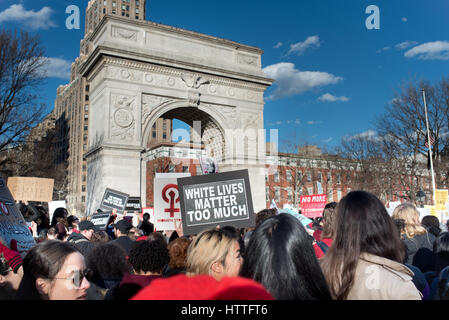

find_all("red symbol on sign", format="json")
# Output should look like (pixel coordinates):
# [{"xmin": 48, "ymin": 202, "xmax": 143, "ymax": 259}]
[{"xmin": 162, "ymin": 184, "xmax": 180, "ymax": 218}]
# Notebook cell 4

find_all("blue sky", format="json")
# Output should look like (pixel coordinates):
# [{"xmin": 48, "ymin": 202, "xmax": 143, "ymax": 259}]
[{"xmin": 1, "ymin": 0, "xmax": 448, "ymax": 153}]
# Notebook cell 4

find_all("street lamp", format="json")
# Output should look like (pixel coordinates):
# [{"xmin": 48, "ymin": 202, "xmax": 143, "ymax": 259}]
[{"xmin": 416, "ymin": 190, "xmax": 426, "ymax": 208}]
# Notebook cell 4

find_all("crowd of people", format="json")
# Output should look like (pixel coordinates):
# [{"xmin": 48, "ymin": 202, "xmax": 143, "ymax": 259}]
[{"xmin": 2, "ymin": 190, "xmax": 449, "ymax": 300}]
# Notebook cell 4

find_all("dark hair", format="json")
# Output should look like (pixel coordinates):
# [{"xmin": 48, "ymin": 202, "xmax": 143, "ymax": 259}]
[
  {"xmin": 129, "ymin": 240, "xmax": 169, "ymax": 274},
  {"xmin": 50, "ymin": 208, "xmax": 68, "ymax": 227},
  {"xmin": 67, "ymin": 215, "xmax": 79, "ymax": 228},
  {"xmin": 47, "ymin": 227, "xmax": 57, "ymax": 237},
  {"xmin": 240, "ymin": 213, "xmax": 332, "ymax": 300},
  {"xmin": 422, "ymin": 215, "xmax": 441, "ymax": 237},
  {"xmin": 220, "ymin": 226, "xmax": 245, "ymax": 255},
  {"xmin": 255, "ymin": 208, "xmax": 277, "ymax": 227},
  {"xmin": 15, "ymin": 241, "xmax": 79, "ymax": 300},
  {"xmin": 320, "ymin": 191, "xmax": 405, "ymax": 300},
  {"xmin": 148, "ymin": 232, "xmax": 167, "ymax": 247},
  {"xmin": 434, "ymin": 232, "xmax": 449, "ymax": 274},
  {"xmin": 143, "ymin": 213, "xmax": 150, "ymax": 221},
  {"xmin": 167, "ymin": 237, "xmax": 191, "ymax": 269},
  {"xmin": 87, "ymin": 243, "xmax": 128, "ymax": 281}
]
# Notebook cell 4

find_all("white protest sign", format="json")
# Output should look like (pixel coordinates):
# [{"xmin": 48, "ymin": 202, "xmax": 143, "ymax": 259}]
[
  {"xmin": 388, "ymin": 201, "xmax": 401, "ymax": 210},
  {"xmin": 142, "ymin": 207, "xmax": 155, "ymax": 225},
  {"xmin": 154, "ymin": 173, "xmax": 191, "ymax": 231}
]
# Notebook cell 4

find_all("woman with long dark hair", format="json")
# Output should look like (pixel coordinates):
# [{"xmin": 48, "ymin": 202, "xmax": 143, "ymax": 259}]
[
  {"xmin": 240, "ymin": 213, "xmax": 332, "ymax": 300},
  {"xmin": 50, "ymin": 207, "xmax": 69, "ymax": 240},
  {"xmin": 320, "ymin": 191, "xmax": 421, "ymax": 300},
  {"xmin": 15, "ymin": 241, "xmax": 90, "ymax": 300}
]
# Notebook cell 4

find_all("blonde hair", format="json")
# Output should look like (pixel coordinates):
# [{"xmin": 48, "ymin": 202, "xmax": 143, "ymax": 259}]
[
  {"xmin": 392, "ymin": 203, "xmax": 427, "ymax": 239},
  {"xmin": 186, "ymin": 229, "xmax": 236, "ymax": 276}
]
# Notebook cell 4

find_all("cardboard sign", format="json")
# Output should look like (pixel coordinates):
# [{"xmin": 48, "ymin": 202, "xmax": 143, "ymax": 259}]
[
  {"xmin": 0, "ymin": 177, "xmax": 35, "ymax": 255},
  {"xmin": 300, "ymin": 194, "xmax": 327, "ymax": 218},
  {"xmin": 90, "ymin": 212, "xmax": 112, "ymax": 231},
  {"xmin": 177, "ymin": 169, "xmax": 255, "ymax": 235},
  {"xmin": 99, "ymin": 188, "xmax": 129, "ymax": 214},
  {"xmin": 7, "ymin": 177, "xmax": 54, "ymax": 202},
  {"xmin": 125, "ymin": 197, "xmax": 142, "ymax": 213},
  {"xmin": 154, "ymin": 173, "xmax": 191, "ymax": 231}
]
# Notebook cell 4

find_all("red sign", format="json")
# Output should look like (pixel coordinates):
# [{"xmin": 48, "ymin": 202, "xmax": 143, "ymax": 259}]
[
  {"xmin": 162, "ymin": 184, "xmax": 180, "ymax": 218},
  {"xmin": 300, "ymin": 194, "xmax": 327, "ymax": 218}
]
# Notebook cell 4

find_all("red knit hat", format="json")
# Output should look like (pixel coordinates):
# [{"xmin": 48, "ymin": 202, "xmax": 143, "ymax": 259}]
[
  {"xmin": 0, "ymin": 241, "xmax": 23, "ymax": 273},
  {"xmin": 131, "ymin": 274, "xmax": 274, "ymax": 300}
]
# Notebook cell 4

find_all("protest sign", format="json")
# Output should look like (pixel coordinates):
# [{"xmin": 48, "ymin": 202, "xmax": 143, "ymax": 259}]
[
  {"xmin": 154, "ymin": 173, "xmax": 191, "ymax": 231},
  {"xmin": 300, "ymin": 194, "xmax": 327, "ymax": 218},
  {"xmin": 142, "ymin": 207, "xmax": 155, "ymax": 225},
  {"xmin": 0, "ymin": 177, "xmax": 35, "ymax": 255},
  {"xmin": 281, "ymin": 208, "xmax": 312, "ymax": 227},
  {"xmin": 416, "ymin": 208, "xmax": 431, "ymax": 222},
  {"xmin": 199, "ymin": 157, "xmax": 219, "ymax": 174},
  {"xmin": 7, "ymin": 177, "xmax": 54, "ymax": 203},
  {"xmin": 435, "ymin": 189, "xmax": 448, "ymax": 212},
  {"xmin": 125, "ymin": 197, "xmax": 142, "ymax": 213},
  {"xmin": 388, "ymin": 201, "xmax": 402, "ymax": 210},
  {"xmin": 424, "ymin": 205, "xmax": 438, "ymax": 218},
  {"xmin": 177, "ymin": 169, "xmax": 254, "ymax": 235},
  {"xmin": 90, "ymin": 212, "xmax": 112, "ymax": 231},
  {"xmin": 99, "ymin": 188, "xmax": 129, "ymax": 214}
]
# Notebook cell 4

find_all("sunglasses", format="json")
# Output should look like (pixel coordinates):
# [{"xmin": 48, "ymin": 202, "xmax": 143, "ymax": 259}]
[{"xmin": 53, "ymin": 268, "xmax": 93, "ymax": 289}]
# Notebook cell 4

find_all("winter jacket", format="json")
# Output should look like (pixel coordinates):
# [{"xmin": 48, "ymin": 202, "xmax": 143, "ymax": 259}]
[
  {"xmin": 66, "ymin": 232, "xmax": 94, "ymax": 259},
  {"xmin": 113, "ymin": 236, "xmax": 135, "ymax": 256},
  {"xmin": 402, "ymin": 232, "xmax": 436, "ymax": 265},
  {"xmin": 112, "ymin": 273, "xmax": 161, "ymax": 300},
  {"xmin": 346, "ymin": 253, "xmax": 421, "ymax": 300}
]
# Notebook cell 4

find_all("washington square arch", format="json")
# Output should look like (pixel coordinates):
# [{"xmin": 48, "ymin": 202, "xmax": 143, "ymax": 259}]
[{"xmin": 79, "ymin": 14, "xmax": 275, "ymax": 214}]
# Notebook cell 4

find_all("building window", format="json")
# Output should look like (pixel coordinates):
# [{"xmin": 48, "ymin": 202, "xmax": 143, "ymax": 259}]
[
  {"xmin": 266, "ymin": 187, "xmax": 269, "ymax": 202},
  {"xmin": 152, "ymin": 131, "xmax": 156, "ymax": 138},
  {"xmin": 182, "ymin": 166, "xmax": 189, "ymax": 173},
  {"xmin": 82, "ymin": 185, "xmax": 86, "ymax": 192},
  {"xmin": 82, "ymin": 164, "xmax": 86, "ymax": 171},
  {"xmin": 317, "ymin": 172, "xmax": 322, "ymax": 183},
  {"xmin": 337, "ymin": 189, "xmax": 342, "ymax": 201},
  {"xmin": 83, "ymin": 144, "xmax": 87, "ymax": 151},
  {"xmin": 82, "ymin": 196, "xmax": 86, "ymax": 203},
  {"xmin": 328, "ymin": 189, "xmax": 333, "ymax": 201},
  {"xmin": 337, "ymin": 173, "xmax": 341, "ymax": 184},
  {"xmin": 84, "ymin": 114, "xmax": 88, "ymax": 120},
  {"xmin": 307, "ymin": 187, "xmax": 313, "ymax": 195},
  {"xmin": 136, "ymin": 8, "xmax": 139, "ymax": 13},
  {"xmin": 196, "ymin": 165, "xmax": 202, "ymax": 175},
  {"xmin": 307, "ymin": 172, "xmax": 312, "ymax": 183},
  {"xmin": 112, "ymin": 2, "xmax": 116, "ymax": 7},
  {"xmin": 85, "ymin": 104, "xmax": 89, "ymax": 112},
  {"xmin": 136, "ymin": 0, "xmax": 140, "ymax": 5},
  {"xmin": 275, "ymin": 188, "xmax": 280, "ymax": 202},
  {"xmin": 274, "ymin": 171, "xmax": 279, "ymax": 183},
  {"xmin": 112, "ymin": 9, "xmax": 116, "ymax": 14},
  {"xmin": 85, "ymin": 85, "xmax": 89, "ymax": 92},
  {"xmin": 84, "ymin": 125, "xmax": 88, "ymax": 131},
  {"xmin": 288, "ymin": 189, "xmax": 293, "ymax": 203},
  {"xmin": 85, "ymin": 95, "xmax": 89, "ymax": 101},
  {"xmin": 327, "ymin": 172, "xmax": 332, "ymax": 183},
  {"xmin": 163, "ymin": 133, "xmax": 167, "ymax": 140},
  {"xmin": 286, "ymin": 170, "xmax": 292, "ymax": 182},
  {"xmin": 82, "ymin": 176, "xmax": 86, "ymax": 182}
]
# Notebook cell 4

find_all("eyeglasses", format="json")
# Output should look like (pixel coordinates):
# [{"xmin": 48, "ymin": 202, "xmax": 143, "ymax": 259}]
[{"xmin": 52, "ymin": 268, "xmax": 93, "ymax": 289}]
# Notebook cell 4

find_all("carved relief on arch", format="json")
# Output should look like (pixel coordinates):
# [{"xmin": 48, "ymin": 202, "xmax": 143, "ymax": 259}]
[
  {"xmin": 110, "ymin": 94, "xmax": 136, "ymax": 142},
  {"xmin": 199, "ymin": 103, "xmax": 237, "ymax": 130},
  {"xmin": 141, "ymin": 94, "xmax": 177, "ymax": 124}
]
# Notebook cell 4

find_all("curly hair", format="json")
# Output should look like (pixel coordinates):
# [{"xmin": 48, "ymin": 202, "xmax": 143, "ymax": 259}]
[
  {"xmin": 91, "ymin": 230, "xmax": 111, "ymax": 243},
  {"xmin": 167, "ymin": 237, "xmax": 191, "ymax": 269},
  {"xmin": 87, "ymin": 243, "xmax": 128, "ymax": 278},
  {"xmin": 321, "ymin": 202, "xmax": 338, "ymax": 239},
  {"xmin": 129, "ymin": 240, "xmax": 169, "ymax": 274}
]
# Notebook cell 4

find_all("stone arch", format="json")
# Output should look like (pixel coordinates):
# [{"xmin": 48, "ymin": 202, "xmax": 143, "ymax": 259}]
[{"xmin": 142, "ymin": 101, "xmax": 227, "ymax": 160}]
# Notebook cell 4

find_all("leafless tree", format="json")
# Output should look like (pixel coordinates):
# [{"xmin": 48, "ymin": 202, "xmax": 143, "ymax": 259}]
[{"xmin": 0, "ymin": 30, "xmax": 47, "ymax": 166}]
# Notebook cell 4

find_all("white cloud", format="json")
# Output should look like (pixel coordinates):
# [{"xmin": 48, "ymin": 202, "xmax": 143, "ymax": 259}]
[
  {"xmin": 263, "ymin": 63, "xmax": 343, "ymax": 100},
  {"xmin": 405, "ymin": 41, "xmax": 449, "ymax": 60},
  {"xmin": 273, "ymin": 42, "xmax": 283, "ymax": 49},
  {"xmin": 402, "ymin": 17, "xmax": 408, "ymax": 22},
  {"xmin": 0, "ymin": 4, "xmax": 56, "ymax": 30},
  {"xmin": 41, "ymin": 58, "xmax": 72, "ymax": 80},
  {"xmin": 288, "ymin": 35, "xmax": 320, "ymax": 55},
  {"xmin": 318, "ymin": 93, "xmax": 349, "ymax": 102},
  {"xmin": 376, "ymin": 46, "xmax": 391, "ymax": 54},
  {"xmin": 307, "ymin": 121, "xmax": 323, "ymax": 125},
  {"xmin": 323, "ymin": 137, "xmax": 333, "ymax": 143},
  {"xmin": 346, "ymin": 130, "xmax": 381, "ymax": 142},
  {"xmin": 395, "ymin": 40, "xmax": 418, "ymax": 50},
  {"xmin": 295, "ymin": 119, "xmax": 301, "ymax": 125}
]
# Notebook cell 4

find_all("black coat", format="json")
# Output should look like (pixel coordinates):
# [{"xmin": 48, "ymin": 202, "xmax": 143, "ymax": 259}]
[
  {"xmin": 67, "ymin": 232, "xmax": 94, "ymax": 260},
  {"xmin": 113, "ymin": 236, "xmax": 135, "ymax": 256},
  {"xmin": 402, "ymin": 232, "xmax": 436, "ymax": 265}
]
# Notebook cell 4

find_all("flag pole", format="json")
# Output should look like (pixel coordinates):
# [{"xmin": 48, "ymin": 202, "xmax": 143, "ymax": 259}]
[{"xmin": 422, "ymin": 89, "xmax": 436, "ymax": 206}]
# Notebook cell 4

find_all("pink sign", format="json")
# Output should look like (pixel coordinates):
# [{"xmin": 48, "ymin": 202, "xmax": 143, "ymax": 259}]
[{"xmin": 300, "ymin": 194, "xmax": 327, "ymax": 218}]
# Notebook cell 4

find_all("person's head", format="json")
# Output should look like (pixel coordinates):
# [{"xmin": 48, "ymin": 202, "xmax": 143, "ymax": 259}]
[
  {"xmin": 434, "ymin": 232, "xmax": 449, "ymax": 273},
  {"xmin": 0, "ymin": 253, "xmax": 23, "ymax": 296},
  {"xmin": 143, "ymin": 213, "xmax": 150, "ymax": 222},
  {"xmin": 186, "ymin": 228, "xmax": 242, "ymax": 281},
  {"xmin": 320, "ymin": 191, "xmax": 405, "ymax": 300},
  {"xmin": 51, "ymin": 208, "xmax": 68, "ymax": 227},
  {"xmin": 321, "ymin": 202, "xmax": 338, "ymax": 239},
  {"xmin": 167, "ymin": 237, "xmax": 192, "ymax": 270},
  {"xmin": 90, "ymin": 230, "xmax": 111, "ymax": 243},
  {"xmin": 255, "ymin": 208, "xmax": 277, "ymax": 227},
  {"xmin": 16, "ymin": 241, "xmax": 90, "ymax": 300},
  {"xmin": 78, "ymin": 221, "xmax": 96, "ymax": 240},
  {"xmin": 113, "ymin": 219, "xmax": 132, "ymax": 238},
  {"xmin": 129, "ymin": 240, "xmax": 169, "ymax": 275},
  {"xmin": 128, "ymin": 227, "xmax": 141, "ymax": 241},
  {"xmin": 240, "ymin": 213, "xmax": 332, "ymax": 300},
  {"xmin": 46, "ymin": 227, "xmax": 57, "ymax": 240},
  {"xmin": 87, "ymin": 243, "xmax": 128, "ymax": 286},
  {"xmin": 422, "ymin": 215, "xmax": 441, "ymax": 237},
  {"xmin": 67, "ymin": 215, "xmax": 80, "ymax": 229},
  {"xmin": 148, "ymin": 232, "xmax": 167, "ymax": 247},
  {"xmin": 392, "ymin": 203, "xmax": 427, "ymax": 239}
]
